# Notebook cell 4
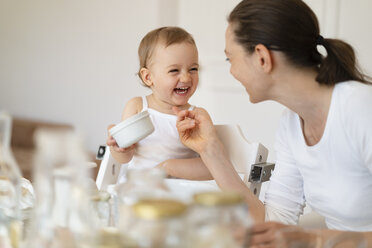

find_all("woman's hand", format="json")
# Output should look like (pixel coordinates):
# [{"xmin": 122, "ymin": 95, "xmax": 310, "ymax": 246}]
[
  {"xmin": 249, "ymin": 222, "xmax": 319, "ymax": 248},
  {"xmin": 173, "ymin": 107, "xmax": 217, "ymax": 154},
  {"xmin": 106, "ymin": 124, "xmax": 136, "ymax": 153}
]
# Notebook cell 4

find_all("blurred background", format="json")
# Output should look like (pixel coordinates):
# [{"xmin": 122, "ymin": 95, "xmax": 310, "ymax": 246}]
[{"xmin": 1, "ymin": 0, "xmax": 371, "ymax": 163}]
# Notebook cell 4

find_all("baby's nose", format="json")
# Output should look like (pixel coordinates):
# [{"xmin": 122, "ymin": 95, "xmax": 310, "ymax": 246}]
[{"xmin": 180, "ymin": 72, "xmax": 191, "ymax": 82}]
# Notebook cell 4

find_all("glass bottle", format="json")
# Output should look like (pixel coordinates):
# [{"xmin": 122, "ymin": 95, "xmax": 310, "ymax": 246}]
[
  {"xmin": 125, "ymin": 198, "xmax": 188, "ymax": 248},
  {"xmin": 188, "ymin": 191, "xmax": 253, "ymax": 248},
  {"xmin": 25, "ymin": 128, "xmax": 98, "ymax": 248},
  {"xmin": 0, "ymin": 112, "xmax": 22, "ymax": 248}
]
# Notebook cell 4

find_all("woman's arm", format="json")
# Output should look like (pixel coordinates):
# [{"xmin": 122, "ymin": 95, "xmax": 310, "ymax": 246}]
[
  {"xmin": 173, "ymin": 107, "xmax": 265, "ymax": 222},
  {"xmin": 156, "ymin": 157, "xmax": 213, "ymax": 180},
  {"xmin": 250, "ymin": 222, "xmax": 372, "ymax": 248}
]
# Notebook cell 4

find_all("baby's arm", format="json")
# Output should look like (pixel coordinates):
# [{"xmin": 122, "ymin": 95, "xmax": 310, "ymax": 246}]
[
  {"xmin": 156, "ymin": 157, "xmax": 213, "ymax": 180},
  {"xmin": 106, "ymin": 97, "xmax": 142, "ymax": 164}
]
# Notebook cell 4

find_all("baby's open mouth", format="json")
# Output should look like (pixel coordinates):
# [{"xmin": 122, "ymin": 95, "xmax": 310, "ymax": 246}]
[{"xmin": 174, "ymin": 87, "xmax": 189, "ymax": 94}]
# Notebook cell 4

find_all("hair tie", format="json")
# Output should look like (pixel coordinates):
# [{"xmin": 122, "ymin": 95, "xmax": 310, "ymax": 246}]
[{"xmin": 316, "ymin": 35, "xmax": 324, "ymax": 45}]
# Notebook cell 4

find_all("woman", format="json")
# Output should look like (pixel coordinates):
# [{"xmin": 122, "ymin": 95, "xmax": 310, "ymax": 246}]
[{"xmin": 173, "ymin": 0, "xmax": 372, "ymax": 246}]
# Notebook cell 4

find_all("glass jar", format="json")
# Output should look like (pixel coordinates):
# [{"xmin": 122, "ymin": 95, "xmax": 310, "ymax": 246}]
[
  {"xmin": 0, "ymin": 112, "xmax": 23, "ymax": 248},
  {"xmin": 91, "ymin": 191, "xmax": 111, "ymax": 228},
  {"xmin": 188, "ymin": 191, "xmax": 253, "ymax": 248},
  {"xmin": 115, "ymin": 168, "xmax": 173, "ymax": 231},
  {"xmin": 125, "ymin": 198, "xmax": 188, "ymax": 248}
]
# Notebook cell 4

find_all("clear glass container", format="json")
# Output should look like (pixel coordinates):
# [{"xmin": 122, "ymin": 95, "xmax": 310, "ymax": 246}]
[
  {"xmin": 115, "ymin": 168, "xmax": 172, "ymax": 231},
  {"xmin": 91, "ymin": 191, "xmax": 111, "ymax": 227},
  {"xmin": 106, "ymin": 184, "xmax": 119, "ymax": 227},
  {"xmin": 125, "ymin": 198, "xmax": 188, "ymax": 248},
  {"xmin": 0, "ymin": 112, "xmax": 23, "ymax": 248},
  {"xmin": 188, "ymin": 191, "xmax": 253, "ymax": 248},
  {"xmin": 25, "ymin": 128, "xmax": 98, "ymax": 248}
]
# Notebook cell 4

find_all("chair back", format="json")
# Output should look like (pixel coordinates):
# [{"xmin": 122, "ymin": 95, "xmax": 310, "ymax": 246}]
[
  {"xmin": 215, "ymin": 125, "xmax": 268, "ymax": 183},
  {"xmin": 96, "ymin": 124, "xmax": 269, "ymax": 190}
]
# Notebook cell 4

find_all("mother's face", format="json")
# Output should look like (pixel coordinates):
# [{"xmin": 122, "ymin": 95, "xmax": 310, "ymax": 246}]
[{"xmin": 224, "ymin": 24, "xmax": 269, "ymax": 103}]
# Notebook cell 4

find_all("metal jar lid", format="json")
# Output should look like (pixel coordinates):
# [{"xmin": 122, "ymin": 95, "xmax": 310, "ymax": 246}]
[{"xmin": 132, "ymin": 199, "xmax": 187, "ymax": 220}]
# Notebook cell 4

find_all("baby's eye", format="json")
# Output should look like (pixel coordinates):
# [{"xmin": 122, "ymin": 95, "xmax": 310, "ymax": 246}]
[
  {"xmin": 190, "ymin": 67, "xmax": 198, "ymax": 72},
  {"xmin": 169, "ymin": 69, "xmax": 179, "ymax": 73}
]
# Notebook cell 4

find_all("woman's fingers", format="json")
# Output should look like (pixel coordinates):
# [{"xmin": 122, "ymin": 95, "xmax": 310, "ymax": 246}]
[
  {"xmin": 173, "ymin": 107, "xmax": 197, "ymax": 122},
  {"xmin": 249, "ymin": 222, "xmax": 287, "ymax": 247},
  {"xmin": 250, "ymin": 230, "xmax": 276, "ymax": 246},
  {"xmin": 176, "ymin": 117, "xmax": 196, "ymax": 132}
]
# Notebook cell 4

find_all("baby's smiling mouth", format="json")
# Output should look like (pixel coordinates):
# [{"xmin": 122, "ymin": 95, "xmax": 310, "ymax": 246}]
[{"xmin": 174, "ymin": 87, "xmax": 190, "ymax": 95}]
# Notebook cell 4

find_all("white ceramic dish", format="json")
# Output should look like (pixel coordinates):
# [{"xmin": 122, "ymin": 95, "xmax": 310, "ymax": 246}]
[{"xmin": 109, "ymin": 110, "xmax": 154, "ymax": 148}]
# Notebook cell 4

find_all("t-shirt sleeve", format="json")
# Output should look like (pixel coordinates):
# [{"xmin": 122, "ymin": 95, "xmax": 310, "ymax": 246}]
[
  {"xmin": 264, "ymin": 110, "xmax": 305, "ymax": 225},
  {"xmin": 343, "ymin": 83, "xmax": 372, "ymax": 174}
]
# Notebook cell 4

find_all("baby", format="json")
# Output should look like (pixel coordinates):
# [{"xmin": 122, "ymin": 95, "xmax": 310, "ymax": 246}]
[{"xmin": 107, "ymin": 26, "xmax": 212, "ymax": 183}]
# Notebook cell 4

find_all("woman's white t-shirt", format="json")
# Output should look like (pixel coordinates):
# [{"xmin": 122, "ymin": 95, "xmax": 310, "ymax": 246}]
[{"xmin": 264, "ymin": 81, "xmax": 372, "ymax": 231}]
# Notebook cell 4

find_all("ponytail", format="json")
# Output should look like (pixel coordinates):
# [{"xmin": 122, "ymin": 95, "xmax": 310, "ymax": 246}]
[
  {"xmin": 317, "ymin": 38, "xmax": 371, "ymax": 85},
  {"xmin": 228, "ymin": 0, "xmax": 371, "ymax": 86}
]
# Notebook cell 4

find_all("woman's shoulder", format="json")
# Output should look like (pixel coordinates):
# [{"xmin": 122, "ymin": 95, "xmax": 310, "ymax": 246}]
[
  {"xmin": 333, "ymin": 81, "xmax": 372, "ymax": 136},
  {"xmin": 335, "ymin": 80, "xmax": 372, "ymax": 98},
  {"xmin": 334, "ymin": 81, "xmax": 372, "ymax": 112}
]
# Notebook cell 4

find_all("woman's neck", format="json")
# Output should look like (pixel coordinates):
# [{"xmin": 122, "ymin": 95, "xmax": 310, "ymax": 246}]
[
  {"xmin": 147, "ymin": 94, "xmax": 191, "ymax": 115},
  {"xmin": 272, "ymin": 67, "xmax": 334, "ymax": 145}
]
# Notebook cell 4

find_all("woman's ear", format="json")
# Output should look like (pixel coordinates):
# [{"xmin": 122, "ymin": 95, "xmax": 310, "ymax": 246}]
[
  {"xmin": 254, "ymin": 44, "xmax": 273, "ymax": 73},
  {"xmin": 140, "ymin": 68, "xmax": 153, "ymax": 87}
]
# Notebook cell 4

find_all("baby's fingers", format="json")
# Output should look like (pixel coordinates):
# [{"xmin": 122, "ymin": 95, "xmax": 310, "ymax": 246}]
[
  {"xmin": 106, "ymin": 136, "xmax": 116, "ymax": 145},
  {"xmin": 117, "ymin": 143, "xmax": 136, "ymax": 153}
]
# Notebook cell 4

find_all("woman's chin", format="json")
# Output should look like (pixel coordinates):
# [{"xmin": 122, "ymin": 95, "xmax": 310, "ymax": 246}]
[{"xmin": 247, "ymin": 94, "xmax": 263, "ymax": 104}]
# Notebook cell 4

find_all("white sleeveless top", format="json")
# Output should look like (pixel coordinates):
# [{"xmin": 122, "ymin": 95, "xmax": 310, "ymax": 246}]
[{"xmin": 119, "ymin": 96, "xmax": 199, "ymax": 179}]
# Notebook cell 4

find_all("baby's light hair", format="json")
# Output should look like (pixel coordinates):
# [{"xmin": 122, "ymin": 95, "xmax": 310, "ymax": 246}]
[{"xmin": 137, "ymin": 26, "xmax": 196, "ymax": 86}]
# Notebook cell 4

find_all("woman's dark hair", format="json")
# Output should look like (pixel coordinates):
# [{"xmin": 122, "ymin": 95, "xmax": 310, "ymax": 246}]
[{"xmin": 228, "ymin": 0, "xmax": 370, "ymax": 85}]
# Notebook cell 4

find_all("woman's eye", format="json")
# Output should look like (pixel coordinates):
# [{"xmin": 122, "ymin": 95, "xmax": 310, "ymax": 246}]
[
  {"xmin": 169, "ymin": 69, "xmax": 179, "ymax": 73},
  {"xmin": 190, "ymin": 67, "xmax": 198, "ymax": 72}
]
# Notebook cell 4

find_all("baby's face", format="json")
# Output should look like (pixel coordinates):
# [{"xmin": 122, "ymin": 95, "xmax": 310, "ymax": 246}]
[{"xmin": 147, "ymin": 42, "xmax": 199, "ymax": 108}]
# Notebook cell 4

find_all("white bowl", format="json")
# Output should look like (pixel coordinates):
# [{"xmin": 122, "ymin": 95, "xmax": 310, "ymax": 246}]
[{"xmin": 109, "ymin": 110, "xmax": 154, "ymax": 148}]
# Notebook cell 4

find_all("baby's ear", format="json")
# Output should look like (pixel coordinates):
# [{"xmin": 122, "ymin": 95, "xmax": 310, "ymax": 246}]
[{"xmin": 140, "ymin": 68, "xmax": 152, "ymax": 87}]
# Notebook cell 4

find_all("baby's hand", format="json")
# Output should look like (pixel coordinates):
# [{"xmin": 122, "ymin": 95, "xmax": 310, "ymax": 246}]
[{"xmin": 107, "ymin": 124, "xmax": 136, "ymax": 153}]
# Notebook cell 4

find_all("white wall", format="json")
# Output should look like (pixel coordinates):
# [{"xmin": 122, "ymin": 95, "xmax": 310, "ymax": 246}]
[
  {"xmin": 0, "ymin": 0, "xmax": 157, "ymax": 151},
  {"xmin": 1, "ymin": 0, "xmax": 372, "ymax": 160}
]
